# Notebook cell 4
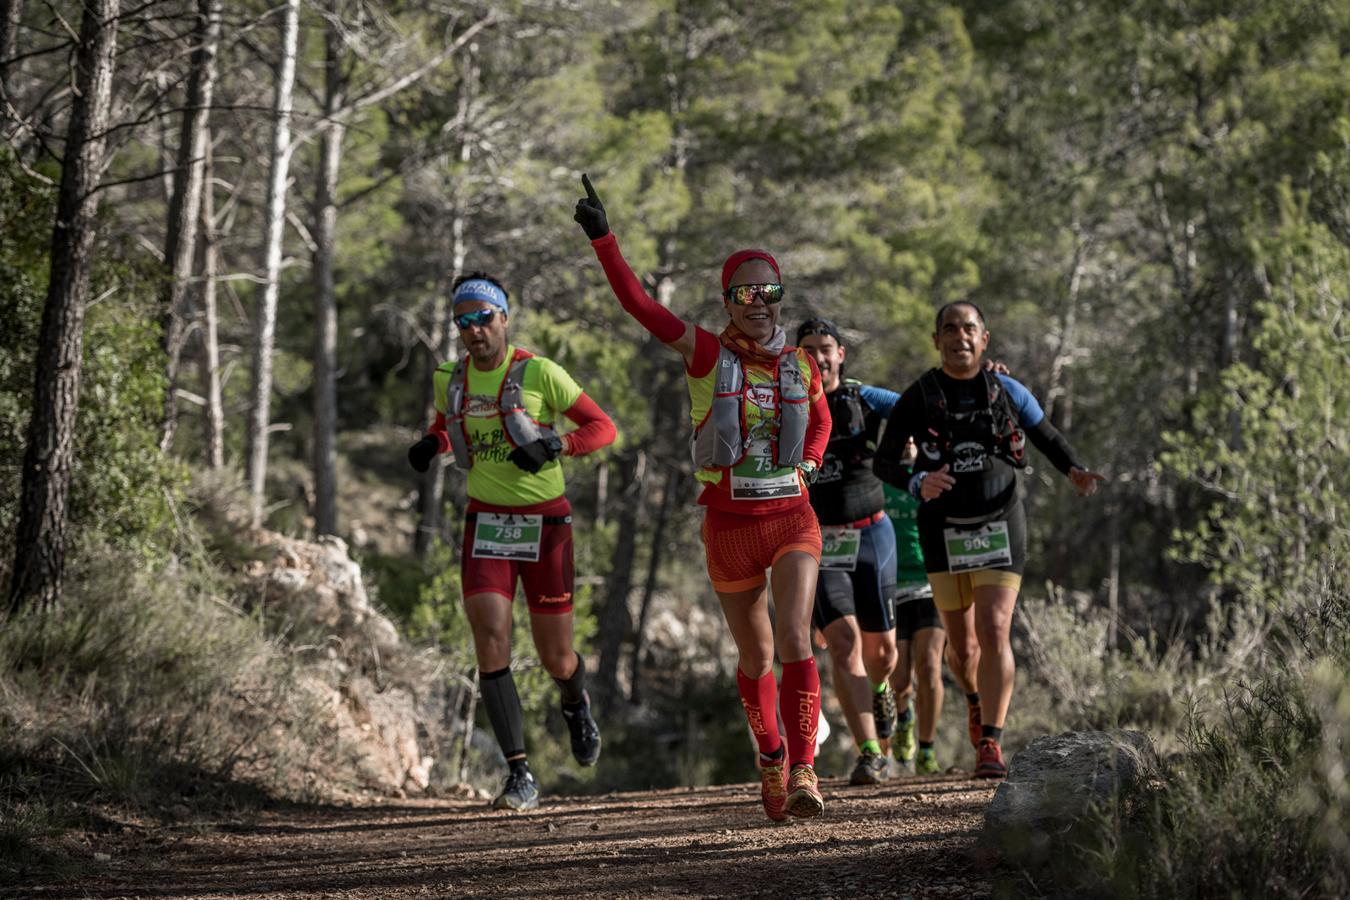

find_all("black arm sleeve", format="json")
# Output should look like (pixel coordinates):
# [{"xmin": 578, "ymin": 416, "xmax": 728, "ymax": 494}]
[
  {"xmin": 873, "ymin": 388, "xmax": 923, "ymax": 488},
  {"xmin": 1026, "ymin": 417, "xmax": 1082, "ymax": 475}
]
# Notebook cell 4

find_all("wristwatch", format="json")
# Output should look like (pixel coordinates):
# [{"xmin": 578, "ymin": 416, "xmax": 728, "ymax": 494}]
[{"xmin": 798, "ymin": 460, "xmax": 819, "ymax": 484}]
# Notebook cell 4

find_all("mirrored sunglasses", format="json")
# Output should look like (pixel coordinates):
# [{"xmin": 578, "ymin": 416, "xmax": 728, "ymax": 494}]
[
  {"xmin": 724, "ymin": 283, "xmax": 785, "ymax": 305},
  {"xmin": 455, "ymin": 308, "xmax": 501, "ymax": 329}
]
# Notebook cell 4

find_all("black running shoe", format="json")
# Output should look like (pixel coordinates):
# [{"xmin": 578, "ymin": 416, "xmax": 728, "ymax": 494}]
[
  {"xmin": 873, "ymin": 684, "xmax": 897, "ymax": 740},
  {"xmin": 562, "ymin": 691, "xmax": 602, "ymax": 767},
  {"xmin": 491, "ymin": 766, "xmax": 540, "ymax": 811},
  {"xmin": 849, "ymin": 749, "xmax": 891, "ymax": 785}
]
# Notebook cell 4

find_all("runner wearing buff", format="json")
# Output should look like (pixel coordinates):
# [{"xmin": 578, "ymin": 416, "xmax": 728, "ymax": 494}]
[
  {"xmin": 873, "ymin": 301, "xmax": 1104, "ymax": 778},
  {"xmin": 408, "ymin": 271, "xmax": 617, "ymax": 810},
  {"xmin": 574, "ymin": 175, "xmax": 832, "ymax": 820}
]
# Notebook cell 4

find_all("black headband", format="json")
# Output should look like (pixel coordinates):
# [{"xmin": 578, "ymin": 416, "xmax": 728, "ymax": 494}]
[{"xmin": 796, "ymin": 317, "xmax": 843, "ymax": 345}]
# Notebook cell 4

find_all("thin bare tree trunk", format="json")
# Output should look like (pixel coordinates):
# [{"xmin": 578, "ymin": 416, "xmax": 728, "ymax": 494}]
[
  {"xmin": 629, "ymin": 464, "xmax": 680, "ymax": 705},
  {"xmin": 0, "ymin": 0, "xmax": 22, "ymax": 88},
  {"xmin": 198, "ymin": 132, "xmax": 224, "ymax": 468},
  {"xmin": 8, "ymin": 0, "xmax": 119, "ymax": 613},
  {"xmin": 160, "ymin": 0, "xmax": 221, "ymax": 452},
  {"xmin": 311, "ymin": 3, "xmax": 346, "ymax": 536},
  {"xmin": 246, "ymin": 0, "xmax": 299, "ymax": 529}
]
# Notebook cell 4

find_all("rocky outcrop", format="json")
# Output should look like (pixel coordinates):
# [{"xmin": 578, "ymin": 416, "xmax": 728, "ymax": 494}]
[
  {"xmin": 243, "ymin": 531, "xmax": 434, "ymax": 796},
  {"xmin": 982, "ymin": 730, "xmax": 1158, "ymax": 866}
]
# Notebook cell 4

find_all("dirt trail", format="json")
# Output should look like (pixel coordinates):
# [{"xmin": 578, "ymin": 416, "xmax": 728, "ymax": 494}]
[{"xmin": 24, "ymin": 773, "xmax": 998, "ymax": 899}]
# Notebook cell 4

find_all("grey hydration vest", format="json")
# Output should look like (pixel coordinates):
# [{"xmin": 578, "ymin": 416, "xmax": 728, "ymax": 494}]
[
  {"xmin": 444, "ymin": 350, "xmax": 559, "ymax": 469},
  {"xmin": 691, "ymin": 345, "xmax": 809, "ymax": 469}
]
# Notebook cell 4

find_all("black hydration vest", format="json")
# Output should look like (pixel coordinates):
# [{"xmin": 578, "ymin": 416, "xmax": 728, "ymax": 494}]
[
  {"xmin": 912, "ymin": 368, "xmax": 1026, "ymax": 522},
  {"xmin": 808, "ymin": 380, "xmax": 886, "ymax": 525}
]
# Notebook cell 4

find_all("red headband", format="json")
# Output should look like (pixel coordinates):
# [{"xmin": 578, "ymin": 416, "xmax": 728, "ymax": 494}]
[{"xmin": 721, "ymin": 249, "xmax": 781, "ymax": 292}]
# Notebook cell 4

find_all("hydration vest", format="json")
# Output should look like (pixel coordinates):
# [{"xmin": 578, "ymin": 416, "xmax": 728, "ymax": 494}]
[
  {"xmin": 915, "ymin": 368, "xmax": 1026, "ymax": 473},
  {"xmin": 691, "ymin": 345, "xmax": 809, "ymax": 469},
  {"xmin": 830, "ymin": 381, "xmax": 868, "ymax": 442},
  {"xmin": 442, "ymin": 348, "xmax": 559, "ymax": 470}
]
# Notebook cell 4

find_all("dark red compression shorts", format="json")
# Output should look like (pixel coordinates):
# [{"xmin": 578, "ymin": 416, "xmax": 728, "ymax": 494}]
[
  {"xmin": 701, "ymin": 501, "xmax": 822, "ymax": 594},
  {"xmin": 461, "ymin": 496, "xmax": 574, "ymax": 614}
]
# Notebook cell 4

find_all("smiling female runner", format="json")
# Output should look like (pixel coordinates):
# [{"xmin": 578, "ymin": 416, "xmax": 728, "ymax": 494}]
[{"xmin": 574, "ymin": 175, "xmax": 832, "ymax": 820}]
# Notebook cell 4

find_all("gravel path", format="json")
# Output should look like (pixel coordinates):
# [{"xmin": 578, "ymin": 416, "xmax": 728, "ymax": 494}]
[{"xmin": 21, "ymin": 773, "xmax": 998, "ymax": 899}]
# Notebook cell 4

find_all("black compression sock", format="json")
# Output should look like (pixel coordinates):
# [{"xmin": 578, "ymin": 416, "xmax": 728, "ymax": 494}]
[
  {"xmin": 919, "ymin": 741, "xmax": 934, "ymax": 751},
  {"xmin": 966, "ymin": 692, "xmax": 980, "ymax": 707},
  {"xmin": 480, "ymin": 667, "xmax": 527, "ymax": 760},
  {"xmin": 981, "ymin": 725, "xmax": 1004, "ymax": 742},
  {"xmin": 897, "ymin": 706, "xmax": 914, "ymax": 725},
  {"xmin": 554, "ymin": 652, "xmax": 587, "ymax": 708},
  {"xmin": 759, "ymin": 744, "xmax": 786, "ymax": 766},
  {"xmin": 508, "ymin": 756, "xmax": 530, "ymax": 776}
]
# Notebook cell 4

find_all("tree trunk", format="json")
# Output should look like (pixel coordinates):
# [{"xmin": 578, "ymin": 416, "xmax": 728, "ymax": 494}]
[
  {"xmin": 197, "ymin": 132, "xmax": 224, "ymax": 469},
  {"xmin": 0, "ymin": 0, "xmax": 22, "ymax": 88},
  {"xmin": 159, "ymin": 0, "xmax": 221, "ymax": 452},
  {"xmin": 8, "ymin": 0, "xmax": 119, "ymax": 613},
  {"xmin": 628, "ymin": 463, "xmax": 680, "ymax": 705},
  {"xmin": 596, "ymin": 449, "xmax": 647, "ymax": 703},
  {"xmin": 415, "ymin": 43, "xmax": 478, "ymax": 558},
  {"xmin": 245, "ymin": 0, "xmax": 299, "ymax": 529},
  {"xmin": 311, "ymin": 5, "xmax": 346, "ymax": 537}
]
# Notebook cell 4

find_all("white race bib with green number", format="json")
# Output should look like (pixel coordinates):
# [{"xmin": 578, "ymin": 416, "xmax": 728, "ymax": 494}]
[
  {"xmin": 943, "ymin": 520, "xmax": 1012, "ymax": 573},
  {"xmin": 730, "ymin": 439, "xmax": 801, "ymax": 501},
  {"xmin": 472, "ymin": 513, "xmax": 543, "ymax": 561},
  {"xmin": 820, "ymin": 526, "xmax": 861, "ymax": 571}
]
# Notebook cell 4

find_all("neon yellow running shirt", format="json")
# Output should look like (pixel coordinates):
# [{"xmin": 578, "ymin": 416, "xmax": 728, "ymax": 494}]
[{"xmin": 433, "ymin": 346, "xmax": 582, "ymax": 506}]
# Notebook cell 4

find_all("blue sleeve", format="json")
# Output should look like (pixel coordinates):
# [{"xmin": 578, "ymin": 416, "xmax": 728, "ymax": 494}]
[
  {"xmin": 996, "ymin": 375, "xmax": 1045, "ymax": 428},
  {"xmin": 859, "ymin": 384, "xmax": 901, "ymax": 418}
]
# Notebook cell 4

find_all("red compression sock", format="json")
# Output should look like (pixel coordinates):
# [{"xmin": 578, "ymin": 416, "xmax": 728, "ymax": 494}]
[
  {"xmin": 736, "ymin": 668, "xmax": 782, "ymax": 758},
  {"xmin": 780, "ymin": 658, "xmax": 821, "ymax": 768}
]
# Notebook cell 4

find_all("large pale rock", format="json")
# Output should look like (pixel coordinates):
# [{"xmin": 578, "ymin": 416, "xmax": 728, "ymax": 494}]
[
  {"xmin": 243, "ymin": 530, "xmax": 432, "ymax": 795},
  {"xmin": 983, "ymin": 730, "xmax": 1157, "ymax": 865}
]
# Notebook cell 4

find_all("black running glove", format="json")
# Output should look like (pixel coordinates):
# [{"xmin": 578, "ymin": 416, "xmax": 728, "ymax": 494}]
[
  {"xmin": 508, "ymin": 435, "xmax": 564, "ymax": 474},
  {"xmin": 407, "ymin": 435, "xmax": 439, "ymax": 473},
  {"xmin": 573, "ymin": 173, "xmax": 609, "ymax": 240}
]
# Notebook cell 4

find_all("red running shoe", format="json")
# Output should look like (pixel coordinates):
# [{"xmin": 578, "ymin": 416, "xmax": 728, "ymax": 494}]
[
  {"xmin": 759, "ymin": 758, "xmax": 788, "ymax": 822},
  {"xmin": 974, "ymin": 738, "xmax": 1007, "ymax": 779},
  {"xmin": 967, "ymin": 701, "xmax": 982, "ymax": 749}
]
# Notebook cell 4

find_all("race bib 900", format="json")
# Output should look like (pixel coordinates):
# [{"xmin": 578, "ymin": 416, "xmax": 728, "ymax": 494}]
[{"xmin": 943, "ymin": 520, "xmax": 1012, "ymax": 573}]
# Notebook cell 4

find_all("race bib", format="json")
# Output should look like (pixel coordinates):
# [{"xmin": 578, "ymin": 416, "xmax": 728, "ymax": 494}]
[
  {"xmin": 472, "ymin": 513, "xmax": 543, "ymax": 561},
  {"xmin": 730, "ymin": 439, "xmax": 801, "ymax": 501},
  {"xmin": 819, "ymin": 526, "xmax": 861, "ymax": 571},
  {"xmin": 943, "ymin": 520, "xmax": 1012, "ymax": 573}
]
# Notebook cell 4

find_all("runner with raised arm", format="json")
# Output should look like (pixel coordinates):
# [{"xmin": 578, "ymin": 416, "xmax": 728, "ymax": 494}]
[
  {"xmin": 575, "ymin": 175, "xmax": 832, "ymax": 820},
  {"xmin": 873, "ymin": 302, "xmax": 1104, "ymax": 778},
  {"xmin": 408, "ymin": 272, "xmax": 617, "ymax": 810},
  {"xmin": 794, "ymin": 318, "xmax": 901, "ymax": 786}
]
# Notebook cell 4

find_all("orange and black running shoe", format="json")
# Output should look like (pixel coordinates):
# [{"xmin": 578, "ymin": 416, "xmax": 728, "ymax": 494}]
[
  {"xmin": 785, "ymin": 764, "xmax": 825, "ymax": 818},
  {"xmin": 759, "ymin": 758, "xmax": 788, "ymax": 822},
  {"xmin": 974, "ymin": 738, "xmax": 1007, "ymax": 779}
]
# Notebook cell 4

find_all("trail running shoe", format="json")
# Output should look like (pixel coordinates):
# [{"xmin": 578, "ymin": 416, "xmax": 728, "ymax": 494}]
[
  {"xmin": 974, "ymin": 738, "xmax": 1008, "ymax": 780},
  {"xmin": 849, "ymin": 749, "xmax": 891, "ymax": 785},
  {"xmin": 759, "ymin": 758, "xmax": 788, "ymax": 822},
  {"xmin": 894, "ymin": 703, "xmax": 917, "ymax": 765},
  {"xmin": 872, "ymin": 685, "xmax": 897, "ymax": 740},
  {"xmin": 491, "ymin": 767, "xmax": 540, "ymax": 811},
  {"xmin": 916, "ymin": 747, "xmax": 941, "ymax": 775},
  {"xmin": 561, "ymin": 691, "xmax": 602, "ymax": 767},
  {"xmin": 967, "ymin": 700, "xmax": 983, "ymax": 749},
  {"xmin": 785, "ymin": 765, "xmax": 825, "ymax": 818}
]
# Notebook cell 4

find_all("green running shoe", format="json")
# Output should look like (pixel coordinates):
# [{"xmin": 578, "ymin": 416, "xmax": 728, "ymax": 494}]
[
  {"xmin": 916, "ymin": 747, "xmax": 940, "ymax": 775},
  {"xmin": 893, "ymin": 702, "xmax": 917, "ymax": 765}
]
